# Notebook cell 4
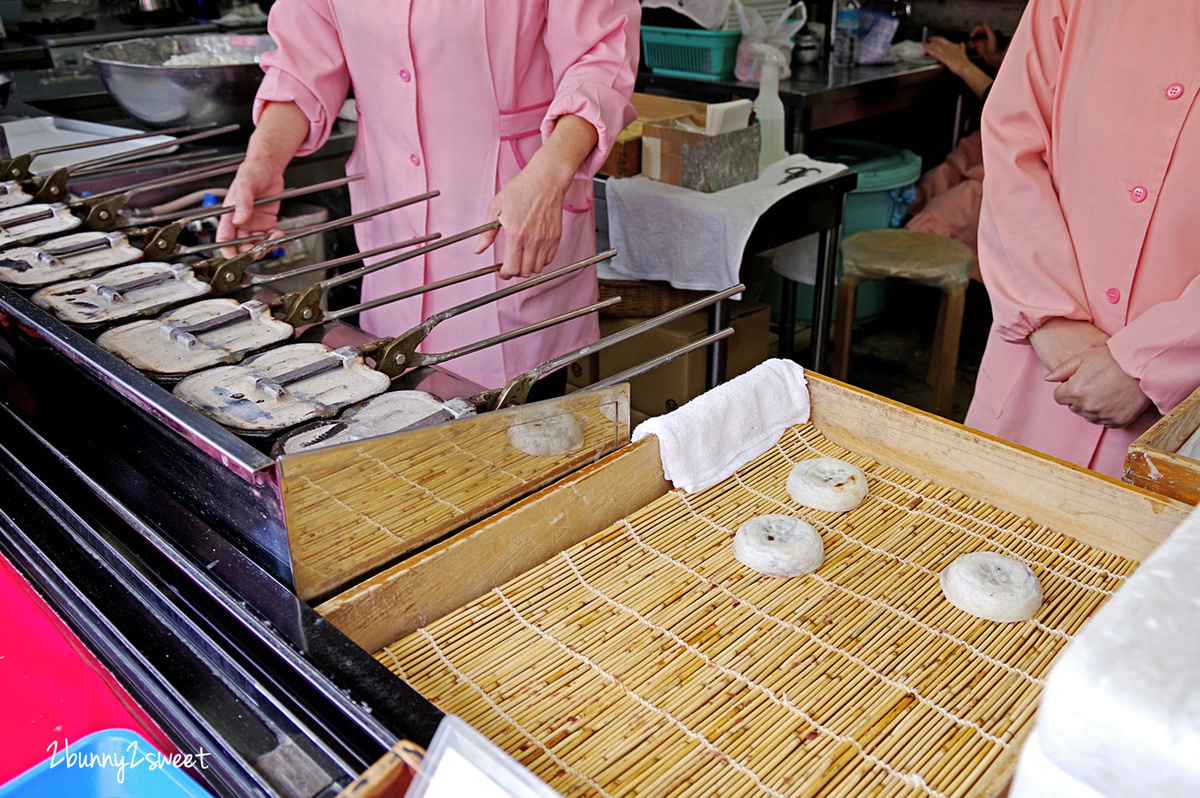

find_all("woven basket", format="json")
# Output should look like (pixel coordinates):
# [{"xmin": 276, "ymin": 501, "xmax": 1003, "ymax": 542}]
[{"xmin": 598, "ymin": 278, "xmax": 711, "ymax": 318}]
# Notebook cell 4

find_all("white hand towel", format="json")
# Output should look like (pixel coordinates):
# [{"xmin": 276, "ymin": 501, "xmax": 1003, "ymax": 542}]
[
  {"xmin": 632, "ymin": 358, "xmax": 810, "ymax": 493},
  {"xmin": 606, "ymin": 155, "xmax": 848, "ymax": 292}
]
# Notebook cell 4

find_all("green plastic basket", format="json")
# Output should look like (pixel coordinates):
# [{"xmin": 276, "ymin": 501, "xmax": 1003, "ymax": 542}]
[{"xmin": 641, "ymin": 26, "xmax": 742, "ymax": 82}]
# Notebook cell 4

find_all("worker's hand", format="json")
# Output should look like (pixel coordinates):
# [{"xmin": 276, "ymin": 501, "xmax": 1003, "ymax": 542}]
[
  {"xmin": 966, "ymin": 24, "xmax": 1004, "ymax": 70},
  {"xmin": 216, "ymin": 158, "xmax": 286, "ymax": 259},
  {"xmin": 1044, "ymin": 345, "xmax": 1152, "ymax": 428},
  {"xmin": 922, "ymin": 37, "xmax": 973, "ymax": 76},
  {"xmin": 475, "ymin": 163, "xmax": 565, "ymax": 280},
  {"xmin": 1029, "ymin": 317, "xmax": 1110, "ymax": 373}
]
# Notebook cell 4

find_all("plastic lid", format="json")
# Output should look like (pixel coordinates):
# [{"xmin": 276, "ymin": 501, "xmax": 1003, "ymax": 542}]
[{"xmin": 807, "ymin": 138, "xmax": 923, "ymax": 191}]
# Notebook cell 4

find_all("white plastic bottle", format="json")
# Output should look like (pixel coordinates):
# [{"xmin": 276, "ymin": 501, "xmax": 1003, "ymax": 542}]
[
  {"xmin": 751, "ymin": 44, "xmax": 787, "ymax": 170},
  {"xmin": 832, "ymin": 0, "xmax": 861, "ymax": 67}
]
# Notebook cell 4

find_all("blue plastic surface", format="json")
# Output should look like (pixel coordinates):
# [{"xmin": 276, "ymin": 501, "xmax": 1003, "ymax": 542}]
[{"xmin": 0, "ymin": 729, "xmax": 215, "ymax": 798}]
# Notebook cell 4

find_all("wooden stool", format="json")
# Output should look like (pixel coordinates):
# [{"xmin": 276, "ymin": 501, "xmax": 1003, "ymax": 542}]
[{"xmin": 832, "ymin": 229, "xmax": 974, "ymax": 417}]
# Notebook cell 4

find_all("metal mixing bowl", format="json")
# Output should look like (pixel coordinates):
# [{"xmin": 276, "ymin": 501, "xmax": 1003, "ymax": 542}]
[{"xmin": 83, "ymin": 34, "xmax": 276, "ymax": 129}]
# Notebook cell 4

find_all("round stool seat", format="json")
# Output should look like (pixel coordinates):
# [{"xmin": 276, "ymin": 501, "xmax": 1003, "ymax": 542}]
[{"xmin": 840, "ymin": 229, "xmax": 974, "ymax": 288}]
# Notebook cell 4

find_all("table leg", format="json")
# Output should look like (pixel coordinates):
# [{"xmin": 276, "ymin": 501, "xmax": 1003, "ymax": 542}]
[
  {"xmin": 778, "ymin": 278, "xmax": 797, "ymax": 361},
  {"xmin": 705, "ymin": 299, "xmax": 729, "ymax": 389},
  {"xmin": 809, "ymin": 225, "xmax": 838, "ymax": 373}
]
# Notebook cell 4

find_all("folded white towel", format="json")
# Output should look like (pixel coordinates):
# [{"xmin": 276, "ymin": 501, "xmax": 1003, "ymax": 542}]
[{"xmin": 632, "ymin": 358, "xmax": 810, "ymax": 493}]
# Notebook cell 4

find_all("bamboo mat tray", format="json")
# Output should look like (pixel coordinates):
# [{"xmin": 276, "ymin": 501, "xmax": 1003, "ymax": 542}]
[
  {"xmin": 375, "ymin": 420, "xmax": 1134, "ymax": 798},
  {"xmin": 279, "ymin": 388, "xmax": 628, "ymax": 601}
]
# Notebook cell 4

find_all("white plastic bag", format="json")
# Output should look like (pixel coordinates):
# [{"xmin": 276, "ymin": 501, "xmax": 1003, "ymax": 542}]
[{"xmin": 734, "ymin": 1, "xmax": 806, "ymax": 82}]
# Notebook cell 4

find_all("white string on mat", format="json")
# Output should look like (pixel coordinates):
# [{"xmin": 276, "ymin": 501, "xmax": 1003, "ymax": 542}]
[
  {"xmin": 784, "ymin": 427, "xmax": 1128, "ymax": 586},
  {"xmin": 616, "ymin": 518, "xmax": 1017, "ymax": 744},
  {"xmin": 417, "ymin": 627, "xmax": 616, "ymax": 798},
  {"xmin": 294, "ymin": 477, "xmax": 401, "ymax": 576},
  {"xmin": 726, "ymin": 469, "xmax": 1074, "ymax": 644},
  {"xmin": 437, "ymin": 432, "xmax": 526, "ymax": 485},
  {"xmin": 365, "ymin": 452, "xmax": 468, "ymax": 517},
  {"xmin": 563, "ymin": 545, "xmax": 988, "ymax": 790},
  {"xmin": 382, "ymin": 646, "xmax": 410, "ymax": 681},
  {"xmin": 489, "ymin": 586, "xmax": 800, "ymax": 798}
]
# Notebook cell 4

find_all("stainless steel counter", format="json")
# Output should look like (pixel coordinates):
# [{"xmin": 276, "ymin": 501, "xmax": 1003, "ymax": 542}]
[{"xmin": 638, "ymin": 58, "xmax": 958, "ymax": 151}]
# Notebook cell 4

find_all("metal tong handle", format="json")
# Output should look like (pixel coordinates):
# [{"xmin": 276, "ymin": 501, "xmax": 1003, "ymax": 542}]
[
  {"xmin": 76, "ymin": 155, "xmax": 244, "ymax": 203},
  {"xmin": 270, "ymin": 223, "xmax": 496, "ymax": 327},
  {"xmin": 246, "ymin": 231, "xmax": 440, "ymax": 285},
  {"xmin": 365, "ymin": 249, "xmax": 615, "ymax": 375},
  {"xmin": 392, "ymin": 296, "xmax": 623, "ymax": 374},
  {"xmin": 244, "ymin": 190, "xmax": 439, "ymax": 258},
  {"xmin": 137, "ymin": 173, "xmax": 364, "ymax": 226},
  {"xmin": 481, "ymin": 283, "xmax": 745, "ymax": 410},
  {"xmin": 50, "ymin": 123, "xmax": 242, "ymax": 177},
  {"xmin": 424, "ymin": 249, "xmax": 613, "ymax": 331},
  {"xmin": 321, "ymin": 221, "xmax": 498, "ymax": 292},
  {"xmin": 0, "ymin": 122, "xmax": 223, "ymax": 181},
  {"xmin": 586, "ymin": 328, "xmax": 736, "ymax": 394},
  {"xmin": 202, "ymin": 190, "xmax": 439, "ymax": 291}
]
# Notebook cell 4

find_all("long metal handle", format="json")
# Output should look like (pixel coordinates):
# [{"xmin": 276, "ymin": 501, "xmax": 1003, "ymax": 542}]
[
  {"xmin": 244, "ymin": 190, "xmax": 438, "ymax": 256},
  {"xmin": 323, "ymin": 261, "xmax": 500, "ymax": 322},
  {"xmin": 424, "ymin": 249, "xmax": 615, "ymax": 330},
  {"xmin": 246, "ymin": 232, "xmax": 440, "ymax": 285},
  {"xmin": 59, "ymin": 124, "xmax": 243, "ymax": 175},
  {"xmin": 419, "ymin": 297, "xmax": 623, "ymax": 367},
  {"xmin": 484, "ymin": 283, "xmax": 745, "ymax": 409},
  {"xmin": 586, "ymin": 328, "xmax": 735, "ymax": 393},
  {"xmin": 17, "ymin": 122, "xmax": 221, "ymax": 160},
  {"xmin": 318, "ymin": 221, "xmax": 498, "ymax": 291},
  {"xmin": 531, "ymin": 284, "xmax": 743, "ymax": 381},
  {"xmin": 78, "ymin": 156, "xmax": 244, "ymax": 202},
  {"xmin": 133, "ymin": 173, "xmax": 364, "ymax": 226}
]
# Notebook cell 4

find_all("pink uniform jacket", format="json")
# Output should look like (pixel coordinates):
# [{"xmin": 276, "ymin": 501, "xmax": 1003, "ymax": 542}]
[
  {"xmin": 254, "ymin": 0, "xmax": 640, "ymax": 388},
  {"xmin": 965, "ymin": 0, "xmax": 1200, "ymax": 478}
]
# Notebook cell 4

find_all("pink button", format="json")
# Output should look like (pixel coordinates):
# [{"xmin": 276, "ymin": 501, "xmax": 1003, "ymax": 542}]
[
  {"xmin": 1131, "ymin": 186, "xmax": 1148, "ymax": 203},
  {"xmin": 410, "ymin": 153, "xmax": 421, "ymax": 167},
  {"xmin": 399, "ymin": 68, "xmax": 411, "ymax": 82},
  {"xmin": 1106, "ymin": 288, "xmax": 1121, "ymax": 304},
  {"xmin": 1167, "ymin": 83, "xmax": 1185, "ymax": 99}
]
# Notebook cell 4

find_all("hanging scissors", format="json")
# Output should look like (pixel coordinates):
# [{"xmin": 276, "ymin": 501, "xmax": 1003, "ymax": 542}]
[{"xmin": 778, "ymin": 164, "xmax": 821, "ymax": 185}]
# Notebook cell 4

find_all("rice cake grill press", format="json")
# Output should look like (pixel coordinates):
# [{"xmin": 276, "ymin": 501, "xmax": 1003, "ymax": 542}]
[{"xmin": 377, "ymin": 421, "xmax": 1134, "ymax": 798}]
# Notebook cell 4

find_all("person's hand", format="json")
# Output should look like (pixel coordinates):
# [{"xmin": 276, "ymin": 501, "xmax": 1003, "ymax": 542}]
[
  {"xmin": 474, "ymin": 165, "xmax": 565, "ymax": 279},
  {"xmin": 921, "ymin": 36, "xmax": 973, "ymax": 76},
  {"xmin": 1029, "ymin": 317, "xmax": 1110, "ymax": 373},
  {"xmin": 1044, "ymin": 345, "xmax": 1152, "ymax": 428},
  {"xmin": 216, "ymin": 158, "xmax": 286, "ymax": 259},
  {"xmin": 966, "ymin": 24, "xmax": 1004, "ymax": 70}
]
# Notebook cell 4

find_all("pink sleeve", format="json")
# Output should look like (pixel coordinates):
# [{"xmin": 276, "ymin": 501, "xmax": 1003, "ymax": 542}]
[
  {"xmin": 540, "ymin": 0, "xmax": 640, "ymax": 177},
  {"xmin": 253, "ymin": 0, "xmax": 351, "ymax": 157},
  {"xmin": 977, "ymin": 0, "xmax": 1089, "ymax": 344},
  {"xmin": 1108, "ymin": 282, "xmax": 1200, "ymax": 412}
]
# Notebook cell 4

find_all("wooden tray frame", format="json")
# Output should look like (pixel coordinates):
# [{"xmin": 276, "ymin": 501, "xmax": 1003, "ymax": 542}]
[
  {"xmin": 1126, "ymin": 386, "xmax": 1200, "ymax": 505},
  {"xmin": 318, "ymin": 374, "xmax": 1191, "ymax": 796}
]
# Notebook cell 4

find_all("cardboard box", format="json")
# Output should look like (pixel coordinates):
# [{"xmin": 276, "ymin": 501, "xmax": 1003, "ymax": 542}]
[
  {"xmin": 641, "ymin": 113, "xmax": 760, "ymax": 193},
  {"xmin": 597, "ymin": 93, "xmax": 710, "ymax": 178},
  {"xmin": 566, "ymin": 300, "xmax": 771, "ymax": 416}
]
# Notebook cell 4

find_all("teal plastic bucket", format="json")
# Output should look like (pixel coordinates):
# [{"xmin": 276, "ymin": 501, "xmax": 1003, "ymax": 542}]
[{"xmin": 763, "ymin": 139, "xmax": 923, "ymax": 325}]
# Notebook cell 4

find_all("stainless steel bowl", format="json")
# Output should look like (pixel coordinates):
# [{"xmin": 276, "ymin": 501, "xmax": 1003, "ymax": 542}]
[{"xmin": 83, "ymin": 34, "xmax": 276, "ymax": 130}]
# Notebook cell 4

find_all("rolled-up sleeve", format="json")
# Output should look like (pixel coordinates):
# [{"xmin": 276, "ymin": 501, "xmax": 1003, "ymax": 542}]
[
  {"xmin": 540, "ymin": 0, "xmax": 640, "ymax": 177},
  {"xmin": 977, "ymin": 0, "xmax": 1091, "ymax": 344},
  {"xmin": 254, "ymin": 0, "xmax": 351, "ymax": 156}
]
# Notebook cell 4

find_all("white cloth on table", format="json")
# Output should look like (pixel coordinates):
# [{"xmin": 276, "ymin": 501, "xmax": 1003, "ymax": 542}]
[
  {"xmin": 632, "ymin": 358, "xmax": 810, "ymax": 493},
  {"xmin": 606, "ymin": 154, "xmax": 848, "ymax": 292}
]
